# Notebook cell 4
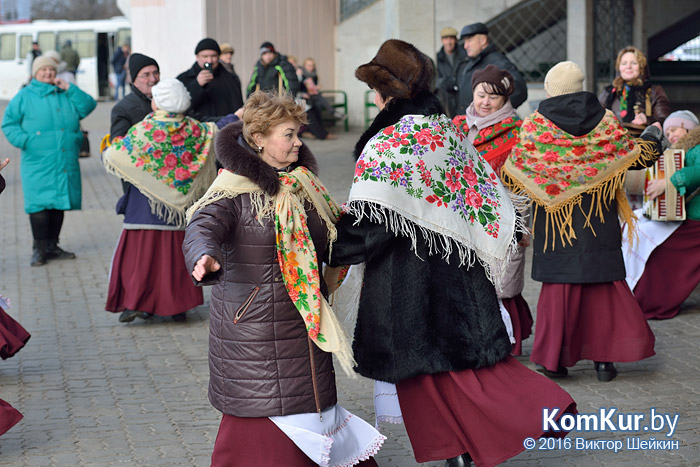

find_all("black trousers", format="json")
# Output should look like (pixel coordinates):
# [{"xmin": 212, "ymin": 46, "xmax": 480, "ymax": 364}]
[{"xmin": 29, "ymin": 209, "xmax": 65, "ymax": 241}]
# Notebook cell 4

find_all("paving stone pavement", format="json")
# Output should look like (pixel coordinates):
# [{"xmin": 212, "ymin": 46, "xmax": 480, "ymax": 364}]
[{"xmin": 0, "ymin": 101, "xmax": 698, "ymax": 466}]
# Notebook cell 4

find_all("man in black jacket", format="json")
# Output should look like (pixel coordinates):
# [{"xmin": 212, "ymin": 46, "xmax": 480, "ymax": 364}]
[
  {"xmin": 456, "ymin": 22, "xmax": 528, "ymax": 111},
  {"xmin": 435, "ymin": 27, "xmax": 467, "ymax": 117},
  {"xmin": 110, "ymin": 53, "xmax": 160, "ymax": 143},
  {"xmin": 246, "ymin": 42, "xmax": 299, "ymax": 97},
  {"xmin": 177, "ymin": 38, "xmax": 244, "ymax": 119}
]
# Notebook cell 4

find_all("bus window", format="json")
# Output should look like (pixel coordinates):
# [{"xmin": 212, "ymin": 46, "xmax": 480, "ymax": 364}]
[
  {"xmin": 0, "ymin": 33, "xmax": 16, "ymax": 60},
  {"xmin": 57, "ymin": 30, "xmax": 95, "ymax": 58},
  {"xmin": 19, "ymin": 35, "xmax": 33, "ymax": 59},
  {"xmin": 38, "ymin": 32, "xmax": 55, "ymax": 53},
  {"xmin": 76, "ymin": 31, "xmax": 95, "ymax": 58}
]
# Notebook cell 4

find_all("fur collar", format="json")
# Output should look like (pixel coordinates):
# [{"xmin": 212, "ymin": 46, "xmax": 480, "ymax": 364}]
[
  {"xmin": 215, "ymin": 121, "xmax": 318, "ymax": 196},
  {"xmin": 353, "ymin": 90, "xmax": 443, "ymax": 159},
  {"xmin": 674, "ymin": 126, "xmax": 700, "ymax": 153}
]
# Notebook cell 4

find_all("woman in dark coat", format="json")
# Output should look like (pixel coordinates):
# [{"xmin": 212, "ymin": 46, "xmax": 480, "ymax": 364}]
[
  {"xmin": 183, "ymin": 91, "xmax": 383, "ymax": 466},
  {"xmin": 329, "ymin": 39, "xmax": 576, "ymax": 467},
  {"xmin": 502, "ymin": 61, "xmax": 664, "ymax": 382},
  {"xmin": 0, "ymin": 158, "xmax": 30, "ymax": 437}
]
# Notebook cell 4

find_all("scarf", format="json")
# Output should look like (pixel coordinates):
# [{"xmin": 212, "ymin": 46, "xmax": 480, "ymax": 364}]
[
  {"xmin": 348, "ymin": 113, "xmax": 521, "ymax": 287},
  {"xmin": 186, "ymin": 166, "xmax": 355, "ymax": 376},
  {"xmin": 104, "ymin": 110, "xmax": 217, "ymax": 227},
  {"xmin": 501, "ymin": 109, "xmax": 655, "ymax": 250},
  {"xmin": 453, "ymin": 107, "xmax": 521, "ymax": 174}
]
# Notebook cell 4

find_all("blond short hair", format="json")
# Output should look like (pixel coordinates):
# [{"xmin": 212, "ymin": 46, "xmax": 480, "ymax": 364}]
[
  {"xmin": 242, "ymin": 91, "xmax": 308, "ymax": 147},
  {"xmin": 613, "ymin": 46, "xmax": 648, "ymax": 90}
]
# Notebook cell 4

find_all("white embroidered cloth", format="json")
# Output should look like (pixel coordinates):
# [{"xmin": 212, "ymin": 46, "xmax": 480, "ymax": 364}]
[
  {"xmin": 270, "ymin": 404, "xmax": 385, "ymax": 467},
  {"xmin": 622, "ymin": 208, "xmax": 682, "ymax": 290}
]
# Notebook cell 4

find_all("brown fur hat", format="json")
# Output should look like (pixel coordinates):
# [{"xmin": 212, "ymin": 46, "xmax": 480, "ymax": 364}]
[{"xmin": 355, "ymin": 39, "xmax": 433, "ymax": 99}]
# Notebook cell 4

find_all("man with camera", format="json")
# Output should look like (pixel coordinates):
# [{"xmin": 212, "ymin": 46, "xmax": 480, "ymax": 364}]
[{"xmin": 177, "ymin": 38, "xmax": 244, "ymax": 119}]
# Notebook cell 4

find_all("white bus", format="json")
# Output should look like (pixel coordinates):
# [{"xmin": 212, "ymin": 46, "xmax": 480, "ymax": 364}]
[{"xmin": 0, "ymin": 17, "xmax": 130, "ymax": 101}]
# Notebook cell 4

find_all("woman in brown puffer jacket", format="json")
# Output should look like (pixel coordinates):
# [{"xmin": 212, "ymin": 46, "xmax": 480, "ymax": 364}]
[{"xmin": 183, "ymin": 91, "xmax": 383, "ymax": 467}]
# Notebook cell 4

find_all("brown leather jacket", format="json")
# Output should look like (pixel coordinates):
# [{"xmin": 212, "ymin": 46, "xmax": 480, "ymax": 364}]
[{"xmin": 183, "ymin": 122, "xmax": 336, "ymax": 417}]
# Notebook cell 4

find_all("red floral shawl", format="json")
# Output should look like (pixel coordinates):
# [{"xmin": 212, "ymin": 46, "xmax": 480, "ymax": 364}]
[
  {"xmin": 501, "ymin": 110, "xmax": 654, "ymax": 250},
  {"xmin": 453, "ymin": 115, "xmax": 522, "ymax": 174}
]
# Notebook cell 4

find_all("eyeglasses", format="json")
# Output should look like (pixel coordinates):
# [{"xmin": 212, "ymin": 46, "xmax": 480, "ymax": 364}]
[{"xmin": 136, "ymin": 70, "xmax": 160, "ymax": 81}]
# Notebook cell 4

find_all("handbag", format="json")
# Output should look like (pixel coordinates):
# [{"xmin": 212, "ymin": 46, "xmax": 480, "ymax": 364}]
[{"xmin": 80, "ymin": 129, "xmax": 90, "ymax": 158}]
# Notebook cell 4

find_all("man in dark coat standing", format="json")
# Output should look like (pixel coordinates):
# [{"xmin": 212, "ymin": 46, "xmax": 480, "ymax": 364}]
[
  {"xmin": 177, "ymin": 38, "xmax": 244, "ymax": 119},
  {"xmin": 110, "ymin": 53, "xmax": 160, "ymax": 142},
  {"xmin": 246, "ymin": 42, "xmax": 300, "ymax": 97},
  {"xmin": 456, "ymin": 22, "xmax": 528, "ymax": 111},
  {"xmin": 435, "ymin": 27, "xmax": 467, "ymax": 117}
]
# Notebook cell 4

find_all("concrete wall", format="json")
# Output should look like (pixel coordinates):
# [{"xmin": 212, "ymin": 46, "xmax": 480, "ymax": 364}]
[{"xmin": 116, "ymin": 0, "xmax": 207, "ymax": 80}]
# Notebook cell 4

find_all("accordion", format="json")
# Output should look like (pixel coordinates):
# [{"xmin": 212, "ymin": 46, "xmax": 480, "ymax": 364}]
[{"xmin": 644, "ymin": 149, "xmax": 685, "ymax": 221}]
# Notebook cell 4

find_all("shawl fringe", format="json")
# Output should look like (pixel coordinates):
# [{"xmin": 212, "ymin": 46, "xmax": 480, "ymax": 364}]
[
  {"xmin": 344, "ymin": 197, "xmax": 527, "ymax": 290},
  {"xmin": 104, "ymin": 149, "xmax": 216, "ymax": 228},
  {"xmin": 502, "ymin": 139, "xmax": 658, "ymax": 251}
]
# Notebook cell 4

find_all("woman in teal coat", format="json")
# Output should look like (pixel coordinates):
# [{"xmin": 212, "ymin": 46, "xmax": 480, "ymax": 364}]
[{"xmin": 2, "ymin": 55, "xmax": 96, "ymax": 266}]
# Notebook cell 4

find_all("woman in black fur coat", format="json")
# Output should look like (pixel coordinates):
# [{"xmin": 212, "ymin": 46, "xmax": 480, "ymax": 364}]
[{"xmin": 329, "ymin": 39, "xmax": 576, "ymax": 467}]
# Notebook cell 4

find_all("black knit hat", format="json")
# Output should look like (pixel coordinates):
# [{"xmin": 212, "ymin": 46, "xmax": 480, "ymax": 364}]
[
  {"xmin": 355, "ymin": 39, "xmax": 433, "ymax": 99},
  {"xmin": 195, "ymin": 38, "xmax": 221, "ymax": 55},
  {"xmin": 260, "ymin": 41, "xmax": 275, "ymax": 55},
  {"xmin": 471, "ymin": 64, "xmax": 514, "ymax": 96},
  {"xmin": 129, "ymin": 53, "xmax": 159, "ymax": 82}
]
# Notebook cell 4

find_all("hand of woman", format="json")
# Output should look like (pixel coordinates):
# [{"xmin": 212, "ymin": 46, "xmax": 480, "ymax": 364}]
[
  {"xmin": 0, "ymin": 158, "xmax": 9, "ymax": 172},
  {"xmin": 646, "ymin": 178, "xmax": 666, "ymax": 200},
  {"xmin": 192, "ymin": 254, "xmax": 221, "ymax": 281},
  {"xmin": 53, "ymin": 77, "xmax": 69, "ymax": 90},
  {"xmin": 518, "ymin": 232, "xmax": 531, "ymax": 247},
  {"xmin": 631, "ymin": 113, "xmax": 647, "ymax": 125}
]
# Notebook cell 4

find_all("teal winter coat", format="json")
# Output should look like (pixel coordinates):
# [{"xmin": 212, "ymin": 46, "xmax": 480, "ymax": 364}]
[
  {"xmin": 2, "ymin": 80, "xmax": 96, "ymax": 214},
  {"xmin": 670, "ymin": 126, "xmax": 700, "ymax": 221}
]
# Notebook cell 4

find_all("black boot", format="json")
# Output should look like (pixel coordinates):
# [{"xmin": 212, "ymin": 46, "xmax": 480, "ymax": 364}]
[
  {"xmin": 31, "ymin": 240, "xmax": 47, "ymax": 267},
  {"xmin": 46, "ymin": 239, "xmax": 76, "ymax": 260},
  {"xmin": 594, "ymin": 362, "xmax": 617, "ymax": 382},
  {"xmin": 536, "ymin": 364, "xmax": 568, "ymax": 378},
  {"xmin": 444, "ymin": 454, "xmax": 471, "ymax": 467}
]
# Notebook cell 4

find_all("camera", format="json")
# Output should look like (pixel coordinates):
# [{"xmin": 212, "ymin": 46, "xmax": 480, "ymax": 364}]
[{"xmin": 203, "ymin": 62, "xmax": 211, "ymax": 70}]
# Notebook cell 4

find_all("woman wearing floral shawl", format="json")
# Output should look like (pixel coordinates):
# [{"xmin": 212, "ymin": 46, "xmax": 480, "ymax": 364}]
[
  {"xmin": 453, "ymin": 64, "xmax": 532, "ymax": 356},
  {"xmin": 103, "ymin": 78, "xmax": 217, "ymax": 323},
  {"xmin": 501, "ymin": 61, "xmax": 665, "ymax": 383},
  {"xmin": 329, "ymin": 39, "xmax": 576, "ymax": 467},
  {"xmin": 183, "ymin": 91, "xmax": 384, "ymax": 467}
]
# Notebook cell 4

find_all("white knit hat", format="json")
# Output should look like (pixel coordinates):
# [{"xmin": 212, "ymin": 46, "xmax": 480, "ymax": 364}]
[
  {"xmin": 151, "ymin": 78, "xmax": 191, "ymax": 114},
  {"xmin": 663, "ymin": 110, "xmax": 699, "ymax": 133},
  {"xmin": 32, "ymin": 55, "xmax": 57, "ymax": 77},
  {"xmin": 544, "ymin": 61, "xmax": 584, "ymax": 97}
]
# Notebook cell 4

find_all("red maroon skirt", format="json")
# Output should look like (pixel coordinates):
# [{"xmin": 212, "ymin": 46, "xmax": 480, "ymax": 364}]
[
  {"xmin": 531, "ymin": 281, "xmax": 655, "ymax": 371},
  {"xmin": 106, "ymin": 229, "xmax": 203, "ymax": 316},
  {"xmin": 634, "ymin": 219, "xmax": 700, "ymax": 320},
  {"xmin": 211, "ymin": 414, "xmax": 379, "ymax": 467},
  {"xmin": 0, "ymin": 306, "xmax": 30, "ymax": 360},
  {"xmin": 395, "ymin": 356, "xmax": 576, "ymax": 466},
  {"xmin": 0, "ymin": 398, "xmax": 22, "ymax": 436},
  {"xmin": 502, "ymin": 294, "xmax": 533, "ymax": 356}
]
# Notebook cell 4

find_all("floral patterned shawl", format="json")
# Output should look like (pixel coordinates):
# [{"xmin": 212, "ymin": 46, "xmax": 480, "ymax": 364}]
[
  {"xmin": 501, "ymin": 110, "xmax": 651, "ymax": 250},
  {"xmin": 453, "ymin": 114, "xmax": 522, "ymax": 174},
  {"xmin": 103, "ymin": 110, "xmax": 217, "ymax": 227},
  {"xmin": 186, "ymin": 167, "xmax": 356, "ymax": 376},
  {"xmin": 348, "ymin": 113, "xmax": 521, "ymax": 287}
]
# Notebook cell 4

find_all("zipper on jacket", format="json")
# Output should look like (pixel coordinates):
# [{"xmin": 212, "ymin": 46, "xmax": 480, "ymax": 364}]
[
  {"xmin": 234, "ymin": 287, "xmax": 260, "ymax": 323},
  {"xmin": 308, "ymin": 337, "xmax": 322, "ymax": 421}
]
